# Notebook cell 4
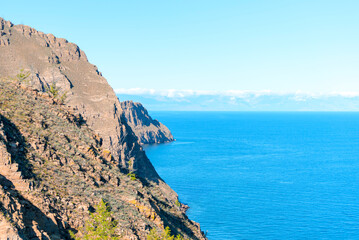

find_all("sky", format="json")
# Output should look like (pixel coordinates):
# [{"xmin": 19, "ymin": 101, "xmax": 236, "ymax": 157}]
[
  {"xmin": 116, "ymin": 90, "xmax": 359, "ymax": 111},
  {"xmin": 1, "ymin": 1, "xmax": 359, "ymax": 110}
]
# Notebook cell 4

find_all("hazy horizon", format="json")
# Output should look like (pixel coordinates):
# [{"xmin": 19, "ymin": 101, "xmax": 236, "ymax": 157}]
[{"xmin": 117, "ymin": 89, "xmax": 359, "ymax": 111}]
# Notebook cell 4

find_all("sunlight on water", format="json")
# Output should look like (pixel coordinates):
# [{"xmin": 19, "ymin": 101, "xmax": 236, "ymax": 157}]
[{"xmin": 145, "ymin": 112, "xmax": 359, "ymax": 239}]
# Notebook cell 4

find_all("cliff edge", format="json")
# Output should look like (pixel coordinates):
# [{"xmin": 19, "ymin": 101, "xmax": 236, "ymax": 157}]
[
  {"xmin": 120, "ymin": 101, "xmax": 174, "ymax": 145},
  {"xmin": 0, "ymin": 17, "xmax": 157, "ymax": 181}
]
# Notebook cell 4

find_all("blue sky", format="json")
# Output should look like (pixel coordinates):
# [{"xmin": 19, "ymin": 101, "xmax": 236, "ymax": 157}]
[{"xmin": 2, "ymin": 1, "xmax": 359, "ymax": 110}]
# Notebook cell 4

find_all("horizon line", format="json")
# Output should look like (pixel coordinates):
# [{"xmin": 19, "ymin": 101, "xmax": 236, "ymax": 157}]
[{"xmin": 115, "ymin": 88, "xmax": 359, "ymax": 99}]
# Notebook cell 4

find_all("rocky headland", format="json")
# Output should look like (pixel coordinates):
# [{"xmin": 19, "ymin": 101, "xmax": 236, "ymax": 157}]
[
  {"xmin": 0, "ymin": 17, "xmax": 205, "ymax": 239},
  {"xmin": 120, "ymin": 101, "xmax": 174, "ymax": 145}
]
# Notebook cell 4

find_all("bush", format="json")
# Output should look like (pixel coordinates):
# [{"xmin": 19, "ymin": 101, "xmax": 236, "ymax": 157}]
[
  {"xmin": 16, "ymin": 69, "xmax": 30, "ymax": 82},
  {"xmin": 70, "ymin": 199, "xmax": 119, "ymax": 240},
  {"xmin": 45, "ymin": 82, "xmax": 67, "ymax": 104},
  {"xmin": 175, "ymin": 199, "xmax": 181, "ymax": 207},
  {"xmin": 147, "ymin": 226, "xmax": 183, "ymax": 240},
  {"xmin": 127, "ymin": 172, "xmax": 137, "ymax": 181}
]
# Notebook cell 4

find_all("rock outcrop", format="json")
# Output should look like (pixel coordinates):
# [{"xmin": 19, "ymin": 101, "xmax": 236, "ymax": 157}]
[
  {"xmin": 0, "ymin": 17, "xmax": 157, "ymax": 181},
  {"xmin": 0, "ymin": 77, "xmax": 205, "ymax": 239},
  {"xmin": 121, "ymin": 101, "xmax": 174, "ymax": 145},
  {"xmin": 0, "ymin": 17, "xmax": 206, "ymax": 239}
]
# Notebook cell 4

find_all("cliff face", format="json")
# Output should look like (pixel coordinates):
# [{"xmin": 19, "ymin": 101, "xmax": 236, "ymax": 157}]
[
  {"xmin": 0, "ymin": 17, "xmax": 157, "ymax": 181},
  {"xmin": 0, "ymin": 78, "xmax": 205, "ymax": 239},
  {"xmin": 120, "ymin": 101, "xmax": 174, "ymax": 145},
  {"xmin": 0, "ymin": 17, "xmax": 205, "ymax": 239}
]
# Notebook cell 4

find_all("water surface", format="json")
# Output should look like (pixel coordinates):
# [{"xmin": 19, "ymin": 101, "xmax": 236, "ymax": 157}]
[{"xmin": 144, "ymin": 112, "xmax": 359, "ymax": 239}]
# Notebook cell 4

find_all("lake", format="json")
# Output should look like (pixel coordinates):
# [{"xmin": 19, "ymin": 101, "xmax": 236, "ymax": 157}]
[{"xmin": 144, "ymin": 112, "xmax": 359, "ymax": 239}]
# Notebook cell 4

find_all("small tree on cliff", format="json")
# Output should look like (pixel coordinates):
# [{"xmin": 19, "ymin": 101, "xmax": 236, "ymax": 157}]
[
  {"xmin": 45, "ymin": 82, "xmax": 68, "ymax": 104},
  {"xmin": 71, "ymin": 199, "xmax": 119, "ymax": 240},
  {"xmin": 16, "ymin": 69, "xmax": 30, "ymax": 82},
  {"xmin": 147, "ymin": 226, "xmax": 183, "ymax": 240}
]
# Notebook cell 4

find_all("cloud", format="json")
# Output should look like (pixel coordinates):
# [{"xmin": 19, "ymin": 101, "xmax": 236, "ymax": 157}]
[
  {"xmin": 115, "ymin": 88, "xmax": 278, "ymax": 99},
  {"xmin": 115, "ymin": 88, "xmax": 359, "ymax": 100},
  {"xmin": 116, "ymin": 88, "xmax": 359, "ymax": 111}
]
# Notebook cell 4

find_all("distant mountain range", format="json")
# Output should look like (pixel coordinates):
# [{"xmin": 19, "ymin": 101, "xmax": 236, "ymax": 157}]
[{"xmin": 117, "ymin": 89, "xmax": 359, "ymax": 111}]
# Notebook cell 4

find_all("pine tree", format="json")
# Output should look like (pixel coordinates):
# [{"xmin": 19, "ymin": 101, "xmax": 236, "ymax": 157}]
[
  {"xmin": 147, "ymin": 226, "xmax": 183, "ymax": 240},
  {"xmin": 71, "ymin": 199, "xmax": 119, "ymax": 240}
]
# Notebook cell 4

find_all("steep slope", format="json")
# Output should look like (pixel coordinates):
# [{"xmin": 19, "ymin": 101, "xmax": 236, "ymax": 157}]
[
  {"xmin": 0, "ymin": 17, "xmax": 158, "ymax": 182},
  {"xmin": 0, "ymin": 77, "xmax": 205, "ymax": 239},
  {"xmin": 120, "ymin": 101, "xmax": 174, "ymax": 144}
]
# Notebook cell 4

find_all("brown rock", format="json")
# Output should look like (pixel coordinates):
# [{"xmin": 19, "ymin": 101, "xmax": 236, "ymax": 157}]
[
  {"xmin": 0, "ymin": 17, "xmax": 160, "ymax": 182},
  {"xmin": 0, "ymin": 17, "xmax": 207, "ymax": 240}
]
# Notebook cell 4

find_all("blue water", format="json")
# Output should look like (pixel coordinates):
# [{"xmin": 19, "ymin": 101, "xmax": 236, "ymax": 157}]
[{"xmin": 144, "ymin": 112, "xmax": 359, "ymax": 240}]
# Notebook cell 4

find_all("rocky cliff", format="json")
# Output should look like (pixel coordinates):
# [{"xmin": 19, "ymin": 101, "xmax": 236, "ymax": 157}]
[
  {"xmin": 0, "ymin": 17, "xmax": 157, "ymax": 181},
  {"xmin": 0, "ymin": 17, "xmax": 206, "ymax": 239},
  {"xmin": 120, "ymin": 101, "xmax": 174, "ymax": 145}
]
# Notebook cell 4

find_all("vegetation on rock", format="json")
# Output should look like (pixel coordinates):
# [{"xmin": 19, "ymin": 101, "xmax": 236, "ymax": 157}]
[
  {"xmin": 15, "ymin": 69, "xmax": 30, "ymax": 82},
  {"xmin": 175, "ymin": 199, "xmax": 181, "ymax": 208},
  {"xmin": 0, "ymin": 17, "xmax": 205, "ymax": 240},
  {"xmin": 0, "ymin": 74, "xmax": 206, "ymax": 239},
  {"xmin": 127, "ymin": 172, "xmax": 137, "ymax": 181},
  {"xmin": 147, "ymin": 226, "xmax": 183, "ymax": 240},
  {"xmin": 71, "ymin": 199, "xmax": 119, "ymax": 240},
  {"xmin": 45, "ymin": 82, "xmax": 67, "ymax": 104}
]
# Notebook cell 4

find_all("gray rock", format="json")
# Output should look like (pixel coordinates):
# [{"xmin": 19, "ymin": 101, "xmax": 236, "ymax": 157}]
[{"xmin": 120, "ymin": 101, "xmax": 174, "ymax": 144}]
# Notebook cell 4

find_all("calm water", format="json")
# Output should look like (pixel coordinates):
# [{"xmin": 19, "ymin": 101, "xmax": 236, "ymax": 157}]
[{"xmin": 144, "ymin": 112, "xmax": 359, "ymax": 240}]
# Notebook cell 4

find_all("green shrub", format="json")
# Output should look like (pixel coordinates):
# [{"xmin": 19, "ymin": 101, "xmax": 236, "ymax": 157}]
[
  {"xmin": 175, "ymin": 199, "xmax": 181, "ymax": 207},
  {"xmin": 45, "ymin": 82, "xmax": 67, "ymax": 104},
  {"xmin": 16, "ymin": 69, "xmax": 30, "ymax": 82},
  {"xmin": 46, "ymin": 82, "xmax": 60, "ymax": 98},
  {"xmin": 127, "ymin": 172, "xmax": 137, "ymax": 181},
  {"xmin": 70, "ymin": 199, "xmax": 119, "ymax": 240},
  {"xmin": 147, "ymin": 226, "xmax": 183, "ymax": 240}
]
